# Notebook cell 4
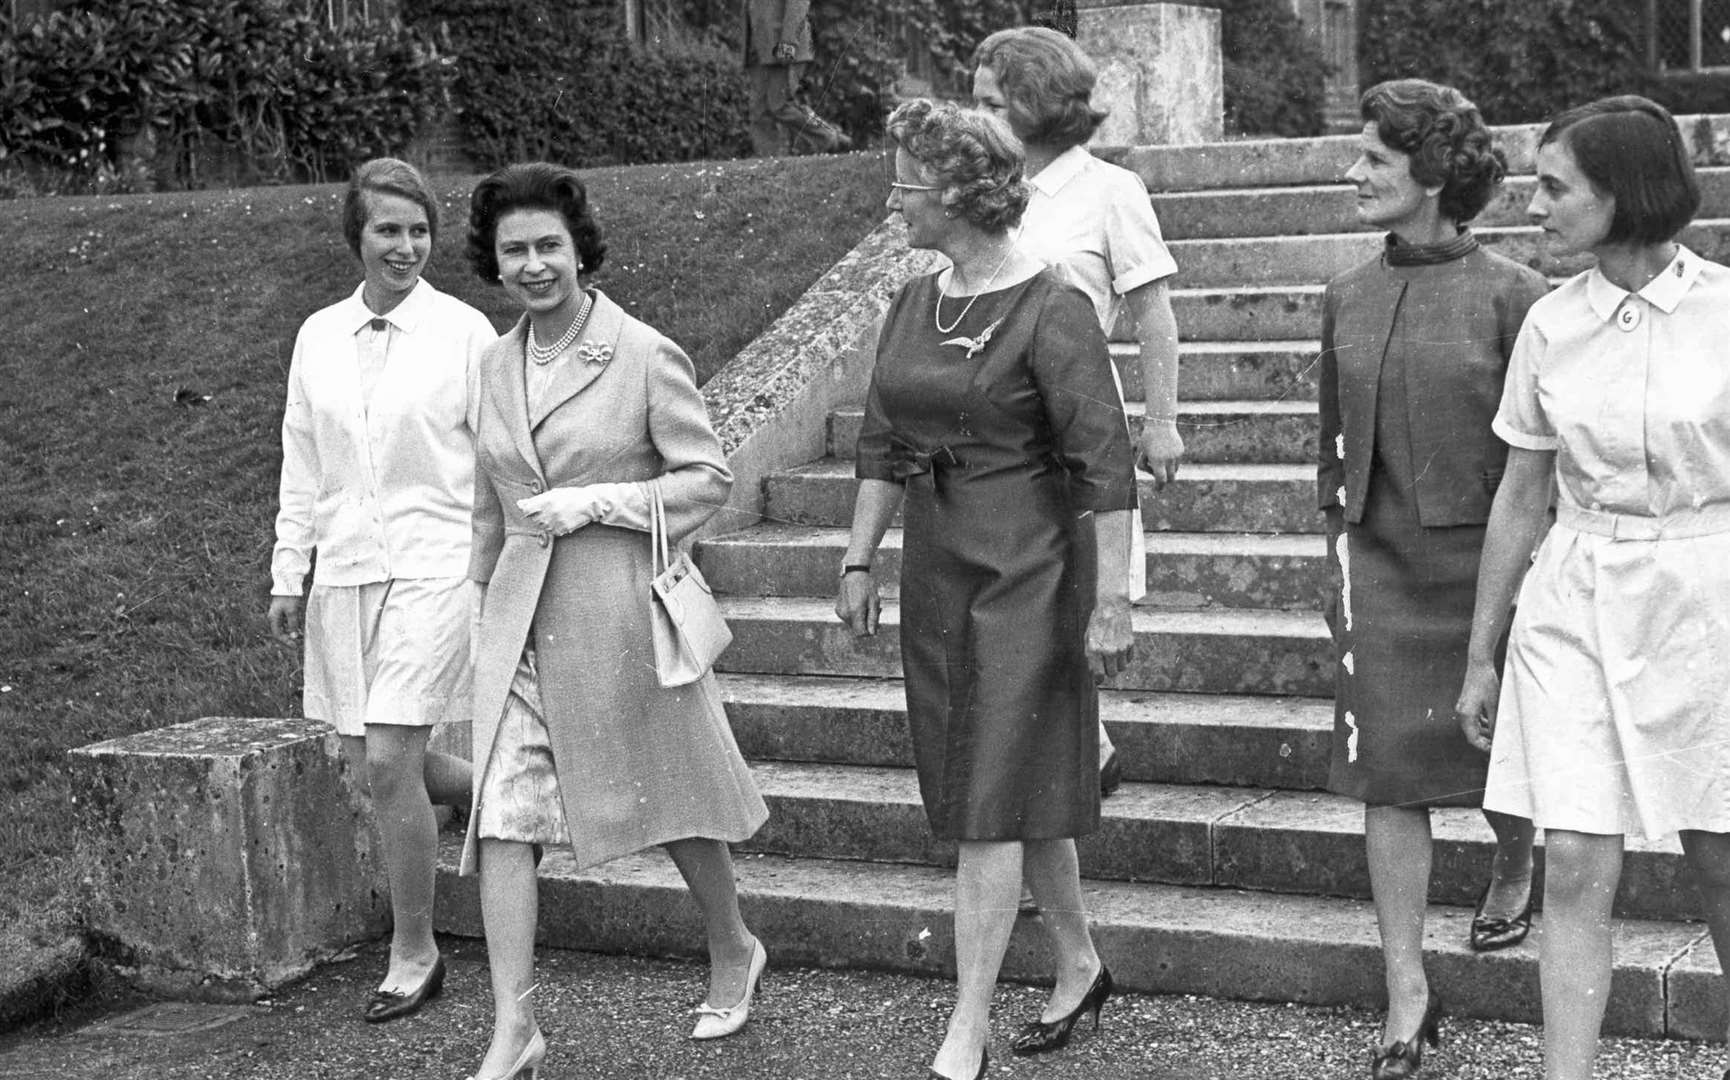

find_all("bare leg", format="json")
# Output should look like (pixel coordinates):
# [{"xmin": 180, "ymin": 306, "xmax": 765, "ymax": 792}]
[
  {"xmin": 664, "ymin": 838, "xmax": 757, "ymax": 1006},
  {"xmin": 364, "ymin": 724, "xmax": 442, "ymax": 990},
  {"xmin": 1679, "ymin": 830, "xmax": 1730, "ymax": 1046},
  {"xmin": 1538, "ymin": 829, "xmax": 1623, "ymax": 1080},
  {"xmin": 1365, "ymin": 804, "xmax": 1433, "ymax": 1046},
  {"xmin": 422, "ymin": 749, "xmax": 473, "ymax": 807},
  {"xmin": 932, "ymin": 840, "xmax": 1021, "ymax": 1080},
  {"xmin": 473, "ymin": 839, "xmax": 541, "ymax": 1079},
  {"xmin": 1480, "ymin": 809, "xmax": 1537, "ymax": 918},
  {"xmin": 1022, "ymin": 838, "xmax": 1103, "ymax": 1022}
]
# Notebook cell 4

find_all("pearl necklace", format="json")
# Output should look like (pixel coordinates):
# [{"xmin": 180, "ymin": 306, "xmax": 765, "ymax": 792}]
[
  {"xmin": 526, "ymin": 292, "xmax": 594, "ymax": 365},
  {"xmin": 934, "ymin": 242, "xmax": 1015, "ymax": 335}
]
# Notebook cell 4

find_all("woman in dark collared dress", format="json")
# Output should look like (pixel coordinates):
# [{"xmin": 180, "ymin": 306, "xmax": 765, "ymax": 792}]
[
  {"xmin": 835, "ymin": 99, "xmax": 1136, "ymax": 1080},
  {"xmin": 1318, "ymin": 80, "xmax": 1547, "ymax": 1079}
]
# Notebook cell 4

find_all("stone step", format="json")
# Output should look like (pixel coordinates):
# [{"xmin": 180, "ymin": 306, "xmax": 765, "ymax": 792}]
[
  {"xmin": 715, "ymin": 596, "xmax": 1333, "ymax": 696},
  {"xmin": 1167, "ymin": 221, "xmax": 1730, "ymax": 289},
  {"xmin": 1167, "ymin": 285, "xmax": 1323, "ymax": 342},
  {"xmin": 1151, "ymin": 169, "xmax": 1730, "ymax": 240},
  {"xmin": 728, "ymin": 760, "xmax": 1694, "ymax": 923},
  {"xmin": 1131, "ymin": 339, "xmax": 1321, "ymax": 402},
  {"xmin": 699, "ymin": 525, "xmax": 1326, "ymax": 610},
  {"xmin": 761, "ymin": 459, "xmax": 1322, "ymax": 534},
  {"xmin": 716, "ymin": 672, "xmax": 1333, "ymax": 790},
  {"xmin": 825, "ymin": 400, "xmax": 1317, "ymax": 465},
  {"xmin": 433, "ymin": 846, "xmax": 1725, "ymax": 1040},
  {"xmin": 1108, "ymin": 114, "xmax": 1730, "ymax": 192}
]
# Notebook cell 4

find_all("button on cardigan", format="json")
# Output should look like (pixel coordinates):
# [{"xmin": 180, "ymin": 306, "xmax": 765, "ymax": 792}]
[{"xmin": 271, "ymin": 280, "xmax": 497, "ymax": 596}]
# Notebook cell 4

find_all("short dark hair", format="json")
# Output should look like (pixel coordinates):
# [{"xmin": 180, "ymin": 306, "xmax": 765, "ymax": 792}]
[
  {"xmin": 886, "ymin": 98, "xmax": 1030, "ymax": 234},
  {"xmin": 466, "ymin": 162, "xmax": 608, "ymax": 283},
  {"xmin": 1361, "ymin": 79, "xmax": 1504, "ymax": 225},
  {"xmin": 343, "ymin": 158, "xmax": 438, "ymax": 257},
  {"xmin": 1539, "ymin": 95, "xmax": 1700, "ymax": 245},
  {"xmin": 972, "ymin": 26, "xmax": 1106, "ymax": 150}
]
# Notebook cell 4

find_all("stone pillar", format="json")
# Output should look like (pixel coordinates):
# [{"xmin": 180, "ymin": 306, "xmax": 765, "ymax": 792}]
[
  {"xmin": 1290, "ymin": 0, "xmax": 1362, "ymax": 132},
  {"xmin": 69, "ymin": 717, "xmax": 389, "ymax": 1001},
  {"xmin": 1077, "ymin": 0, "xmax": 1223, "ymax": 147}
]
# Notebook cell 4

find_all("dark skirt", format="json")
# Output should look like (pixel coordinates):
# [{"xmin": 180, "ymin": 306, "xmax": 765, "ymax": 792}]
[{"xmin": 1326, "ymin": 464, "xmax": 1493, "ymax": 808}]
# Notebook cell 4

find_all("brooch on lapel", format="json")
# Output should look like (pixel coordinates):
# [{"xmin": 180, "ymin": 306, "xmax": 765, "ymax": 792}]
[
  {"xmin": 575, "ymin": 342, "xmax": 613, "ymax": 366},
  {"xmin": 940, "ymin": 317, "xmax": 1003, "ymax": 361}
]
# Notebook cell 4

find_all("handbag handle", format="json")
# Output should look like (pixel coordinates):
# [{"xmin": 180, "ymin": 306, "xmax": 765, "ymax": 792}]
[{"xmin": 648, "ymin": 477, "xmax": 671, "ymax": 575}]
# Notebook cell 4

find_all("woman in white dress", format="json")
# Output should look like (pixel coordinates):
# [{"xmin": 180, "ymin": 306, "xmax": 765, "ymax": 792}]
[
  {"xmin": 1456, "ymin": 96, "xmax": 1730, "ymax": 1080},
  {"xmin": 268, "ymin": 157, "xmax": 496, "ymax": 1021}
]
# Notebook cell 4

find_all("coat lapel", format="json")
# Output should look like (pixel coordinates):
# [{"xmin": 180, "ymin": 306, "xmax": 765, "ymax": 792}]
[
  {"xmin": 528, "ymin": 290, "xmax": 627, "ymax": 433},
  {"xmin": 491, "ymin": 317, "xmax": 546, "ymax": 482}
]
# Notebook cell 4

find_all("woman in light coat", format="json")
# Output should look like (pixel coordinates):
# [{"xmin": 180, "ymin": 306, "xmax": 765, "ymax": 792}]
[{"xmin": 458, "ymin": 162, "xmax": 768, "ymax": 1080}]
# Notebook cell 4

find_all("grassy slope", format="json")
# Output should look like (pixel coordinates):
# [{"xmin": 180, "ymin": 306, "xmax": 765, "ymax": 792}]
[{"xmin": 0, "ymin": 152, "xmax": 886, "ymax": 934}]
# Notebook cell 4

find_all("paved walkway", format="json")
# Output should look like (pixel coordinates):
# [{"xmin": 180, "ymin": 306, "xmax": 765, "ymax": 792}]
[{"xmin": 0, "ymin": 937, "xmax": 1722, "ymax": 1080}]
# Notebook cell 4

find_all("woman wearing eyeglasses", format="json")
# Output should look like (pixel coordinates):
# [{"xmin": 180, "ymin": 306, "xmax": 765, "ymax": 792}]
[{"xmin": 835, "ymin": 99, "xmax": 1136, "ymax": 1080}]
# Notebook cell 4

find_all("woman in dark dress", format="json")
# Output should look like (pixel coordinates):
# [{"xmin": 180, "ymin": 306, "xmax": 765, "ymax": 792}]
[
  {"xmin": 1318, "ymin": 80, "xmax": 1546, "ymax": 1079},
  {"xmin": 834, "ymin": 99, "xmax": 1137, "ymax": 1080}
]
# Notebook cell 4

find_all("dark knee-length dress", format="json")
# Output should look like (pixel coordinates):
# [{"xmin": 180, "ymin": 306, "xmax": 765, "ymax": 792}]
[
  {"xmin": 855, "ymin": 269, "xmax": 1136, "ymax": 840},
  {"xmin": 1317, "ymin": 233, "xmax": 1549, "ymax": 808}
]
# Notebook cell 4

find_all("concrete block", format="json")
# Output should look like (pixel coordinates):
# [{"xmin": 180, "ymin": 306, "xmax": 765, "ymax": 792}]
[
  {"xmin": 68, "ymin": 717, "xmax": 387, "ymax": 1000},
  {"xmin": 1164, "ymin": 341, "xmax": 1321, "ymax": 402},
  {"xmin": 1078, "ymin": 1, "xmax": 1222, "ymax": 147}
]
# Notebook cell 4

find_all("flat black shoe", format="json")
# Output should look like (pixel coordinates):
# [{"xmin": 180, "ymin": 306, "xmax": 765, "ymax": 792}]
[
  {"xmin": 364, "ymin": 955, "xmax": 445, "ymax": 1023},
  {"xmin": 1010, "ymin": 965, "xmax": 1112, "ymax": 1056},
  {"xmin": 1469, "ymin": 879, "xmax": 1533, "ymax": 952},
  {"xmin": 1371, "ymin": 989, "xmax": 1442, "ymax": 1080},
  {"xmin": 929, "ymin": 1047, "xmax": 987, "ymax": 1080},
  {"xmin": 1099, "ymin": 751, "xmax": 1123, "ymax": 798}
]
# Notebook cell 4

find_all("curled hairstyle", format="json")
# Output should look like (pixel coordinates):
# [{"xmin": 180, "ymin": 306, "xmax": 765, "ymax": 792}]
[
  {"xmin": 1361, "ymin": 79, "xmax": 1504, "ymax": 225},
  {"xmin": 466, "ymin": 162, "xmax": 608, "ymax": 283},
  {"xmin": 344, "ymin": 158, "xmax": 439, "ymax": 257},
  {"xmin": 886, "ymin": 98, "xmax": 1030, "ymax": 234},
  {"xmin": 1540, "ymin": 95, "xmax": 1700, "ymax": 245},
  {"xmin": 972, "ymin": 26, "xmax": 1107, "ymax": 150}
]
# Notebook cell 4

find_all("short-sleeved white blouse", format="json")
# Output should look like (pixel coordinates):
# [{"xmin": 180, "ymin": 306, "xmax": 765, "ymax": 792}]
[{"xmin": 1484, "ymin": 247, "xmax": 1730, "ymax": 837}]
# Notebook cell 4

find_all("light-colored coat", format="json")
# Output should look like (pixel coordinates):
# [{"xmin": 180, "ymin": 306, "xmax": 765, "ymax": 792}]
[{"xmin": 458, "ymin": 290, "xmax": 766, "ymax": 875}]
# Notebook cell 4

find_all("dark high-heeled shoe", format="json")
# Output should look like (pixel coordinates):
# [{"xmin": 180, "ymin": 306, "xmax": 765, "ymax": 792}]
[
  {"xmin": 1469, "ymin": 878, "xmax": 1533, "ymax": 952},
  {"xmin": 363, "ymin": 955, "xmax": 445, "ymax": 1023},
  {"xmin": 929, "ymin": 1047, "xmax": 988, "ymax": 1080},
  {"xmin": 1371, "ymin": 989, "xmax": 1442, "ymax": 1080},
  {"xmin": 1009, "ymin": 964, "xmax": 1113, "ymax": 1056}
]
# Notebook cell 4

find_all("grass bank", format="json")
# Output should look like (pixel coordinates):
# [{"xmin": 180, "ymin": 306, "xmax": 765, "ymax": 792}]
[{"xmin": 0, "ymin": 152, "xmax": 887, "ymax": 942}]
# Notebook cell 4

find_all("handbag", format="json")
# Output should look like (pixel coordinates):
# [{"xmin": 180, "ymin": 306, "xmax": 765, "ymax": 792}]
[{"xmin": 647, "ymin": 478, "xmax": 732, "ymax": 687}]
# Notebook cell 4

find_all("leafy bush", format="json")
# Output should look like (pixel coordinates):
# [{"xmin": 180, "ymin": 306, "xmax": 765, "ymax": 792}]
[
  {"xmin": 1359, "ymin": 0, "xmax": 1648, "ymax": 125},
  {"xmin": 1218, "ymin": 0, "xmax": 1328, "ymax": 137},
  {"xmin": 405, "ymin": 0, "xmax": 750, "ymax": 168},
  {"xmin": 0, "ymin": 0, "xmax": 453, "ymax": 192}
]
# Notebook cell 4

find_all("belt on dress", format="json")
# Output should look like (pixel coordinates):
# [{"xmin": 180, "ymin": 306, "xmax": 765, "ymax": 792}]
[
  {"xmin": 1558, "ymin": 502, "xmax": 1730, "ymax": 540},
  {"xmin": 885, "ymin": 436, "xmax": 962, "ymax": 482}
]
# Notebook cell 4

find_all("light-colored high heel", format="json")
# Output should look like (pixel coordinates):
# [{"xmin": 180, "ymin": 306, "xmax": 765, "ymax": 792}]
[
  {"xmin": 465, "ymin": 1028, "xmax": 545, "ymax": 1080},
  {"xmin": 690, "ymin": 937, "xmax": 767, "ymax": 1040}
]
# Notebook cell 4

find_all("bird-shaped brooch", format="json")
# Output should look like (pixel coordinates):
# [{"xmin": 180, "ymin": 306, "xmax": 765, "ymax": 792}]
[{"xmin": 941, "ymin": 317, "xmax": 1004, "ymax": 360}]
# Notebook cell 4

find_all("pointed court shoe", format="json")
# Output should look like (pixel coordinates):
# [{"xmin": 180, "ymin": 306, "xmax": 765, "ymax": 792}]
[{"xmin": 691, "ymin": 937, "xmax": 767, "ymax": 1040}]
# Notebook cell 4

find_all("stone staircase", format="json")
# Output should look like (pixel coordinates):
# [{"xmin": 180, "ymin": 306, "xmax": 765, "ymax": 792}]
[{"xmin": 437, "ymin": 123, "xmax": 1730, "ymax": 1041}]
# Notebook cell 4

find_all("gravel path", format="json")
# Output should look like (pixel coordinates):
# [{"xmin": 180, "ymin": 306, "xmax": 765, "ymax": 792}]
[{"xmin": 0, "ymin": 937, "xmax": 1722, "ymax": 1079}]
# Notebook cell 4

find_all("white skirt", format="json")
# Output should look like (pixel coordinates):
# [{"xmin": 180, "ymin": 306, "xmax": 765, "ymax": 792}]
[
  {"xmin": 1483, "ymin": 521, "xmax": 1730, "ymax": 839},
  {"xmin": 303, "ymin": 576, "xmax": 474, "ymax": 737}
]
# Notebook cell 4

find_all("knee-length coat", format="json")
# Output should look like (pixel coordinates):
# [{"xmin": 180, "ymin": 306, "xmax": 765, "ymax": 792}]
[{"xmin": 457, "ymin": 290, "xmax": 766, "ymax": 874}]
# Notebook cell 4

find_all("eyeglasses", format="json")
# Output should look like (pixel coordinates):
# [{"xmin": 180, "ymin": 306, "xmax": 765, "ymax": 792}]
[{"xmin": 888, "ymin": 180, "xmax": 943, "ymax": 193}]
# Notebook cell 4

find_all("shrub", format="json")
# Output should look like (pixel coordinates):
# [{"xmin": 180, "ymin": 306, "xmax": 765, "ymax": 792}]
[
  {"xmin": 1358, "ymin": 0, "xmax": 1649, "ymax": 126},
  {"xmin": 0, "ymin": 0, "xmax": 453, "ymax": 191},
  {"xmin": 1218, "ymin": 0, "xmax": 1328, "ymax": 137},
  {"xmin": 405, "ymin": 0, "xmax": 751, "ymax": 168}
]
